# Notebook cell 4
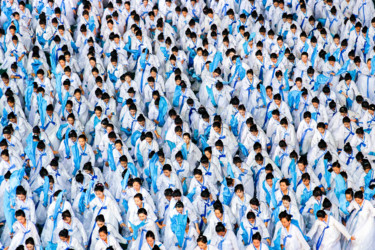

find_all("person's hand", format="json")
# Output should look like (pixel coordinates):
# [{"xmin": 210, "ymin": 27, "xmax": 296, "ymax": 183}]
[
  {"xmin": 105, "ymin": 162, "xmax": 109, "ymax": 167},
  {"xmin": 120, "ymin": 223, "xmax": 126, "ymax": 228},
  {"xmin": 202, "ymin": 217, "xmax": 207, "ymax": 224},
  {"xmin": 351, "ymin": 236, "xmax": 356, "ymax": 241},
  {"xmin": 129, "ymin": 227, "xmax": 133, "ymax": 233},
  {"xmin": 157, "ymin": 222, "xmax": 165, "ymax": 229},
  {"xmin": 310, "ymin": 209, "xmax": 314, "ymax": 214},
  {"xmin": 104, "ymin": 182, "xmax": 109, "ymax": 188}
]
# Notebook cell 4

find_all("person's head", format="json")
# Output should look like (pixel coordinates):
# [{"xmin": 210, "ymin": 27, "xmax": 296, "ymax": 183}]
[
  {"xmin": 94, "ymin": 183, "xmax": 105, "ymax": 198},
  {"xmin": 163, "ymin": 164, "xmax": 172, "ymax": 177},
  {"xmin": 345, "ymin": 188, "xmax": 354, "ymax": 202},
  {"xmin": 313, "ymin": 187, "xmax": 323, "ymax": 200},
  {"xmin": 250, "ymin": 197, "xmax": 260, "ymax": 210},
  {"xmin": 197, "ymin": 235, "xmax": 208, "ymax": 249},
  {"xmin": 246, "ymin": 211, "xmax": 256, "ymax": 224},
  {"xmin": 16, "ymin": 186, "xmax": 27, "ymax": 201},
  {"xmin": 129, "ymin": 177, "xmax": 140, "ymax": 191},
  {"xmin": 297, "ymin": 157, "xmax": 307, "ymax": 171},
  {"xmin": 316, "ymin": 210, "xmax": 327, "ymax": 221},
  {"xmin": 175, "ymin": 200, "xmax": 184, "ymax": 213},
  {"xmin": 280, "ymin": 211, "xmax": 292, "ymax": 228},
  {"xmin": 1, "ymin": 149, "xmax": 10, "ymax": 161},
  {"xmin": 282, "ymin": 194, "xmax": 291, "ymax": 208},
  {"xmin": 15, "ymin": 209, "xmax": 26, "ymax": 224},
  {"xmin": 95, "ymin": 214, "xmax": 106, "ymax": 228},
  {"xmin": 254, "ymin": 153, "xmax": 264, "ymax": 165},
  {"xmin": 215, "ymin": 222, "xmax": 226, "ymax": 237},
  {"xmin": 317, "ymin": 122, "xmax": 326, "ymax": 134},
  {"xmin": 61, "ymin": 209, "xmax": 72, "ymax": 224},
  {"xmin": 302, "ymin": 173, "xmax": 311, "ymax": 186},
  {"xmin": 145, "ymin": 132, "xmax": 153, "ymax": 143},
  {"xmin": 279, "ymin": 178, "xmax": 289, "ymax": 192},
  {"xmin": 98, "ymin": 226, "xmax": 108, "ymax": 241},
  {"xmin": 252, "ymin": 232, "xmax": 262, "ymax": 248},
  {"xmin": 137, "ymin": 207, "xmax": 148, "ymax": 221},
  {"xmin": 58, "ymin": 229, "xmax": 70, "ymax": 242},
  {"xmin": 193, "ymin": 168, "xmax": 203, "ymax": 182},
  {"xmin": 331, "ymin": 161, "xmax": 341, "ymax": 174},
  {"xmin": 25, "ymin": 237, "xmax": 35, "ymax": 250},
  {"xmin": 354, "ymin": 191, "xmax": 364, "ymax": 205},
  {"xmin": 145, "ymin": 231, "xmax": 156, "ymax": 246},
  {"xmin": 234, "ymin": 184, "xmax": 244, "ymax": 198},
  {"xmin": 134, "ymin": 192, "xmax": 144, "ymax": 207},
  {"xmin": 94, "ymin": 106, "xmax": 102, "ymax": 117}
]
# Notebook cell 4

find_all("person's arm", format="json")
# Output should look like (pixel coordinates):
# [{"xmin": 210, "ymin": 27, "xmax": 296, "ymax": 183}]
[
  {"xmin": 230, "ymin": 231, "xmax": 240, "ymax": 250},
  {"xmin": 154, "ymin": 128, "xmax": 161, "ymax": 139},
  {"xmin": 110, "ymin": 199, "xmax": 125, "ymax": 227},
  {"xmin": 29, "ymin": 199, "xmax": 37, "ymax": 224},
  {"xmin": 295, "ymin": 227, "xmax": 310, "ymax": 250},
  {"xmin": 333, "ymin": 218, "xmax": 351, "ymax": 240},
  {"xmin": 306, "ymin": 220, "xmax": 319, "ymax": 240}
]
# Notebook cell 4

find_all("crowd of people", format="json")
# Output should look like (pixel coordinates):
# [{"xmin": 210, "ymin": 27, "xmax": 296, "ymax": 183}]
[{"xmin": 0, "ymin": 0, "xmax": 375, "ymax": 249}]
